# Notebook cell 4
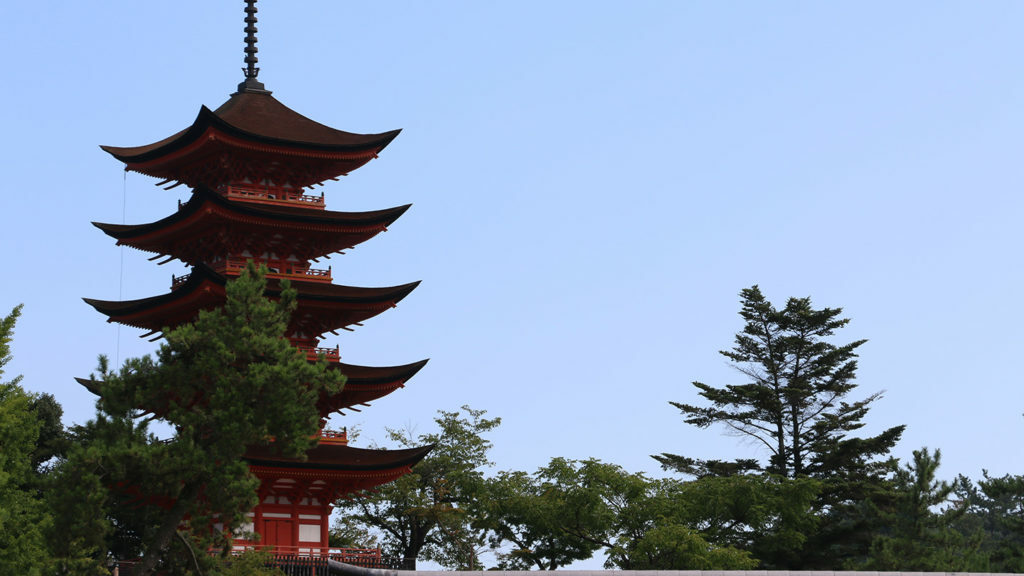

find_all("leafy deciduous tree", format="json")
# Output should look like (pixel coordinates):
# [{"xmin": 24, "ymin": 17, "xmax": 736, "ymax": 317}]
[
  {"xmin": 474, "ymin": 468, "xmax": 604, "ymax": 569},
  {"xmin": 530, "ymin": 458, "xmax": 758, "ymax": 570},
  {"xmin": 333, "ymin": 406, "xmax": 499, "ymax": 570}
]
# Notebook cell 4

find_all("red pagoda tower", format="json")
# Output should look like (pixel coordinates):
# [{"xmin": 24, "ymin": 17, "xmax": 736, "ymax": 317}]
[{"xmin": 83, "ymin": 0, "xmax": 430, "ymax": 559}]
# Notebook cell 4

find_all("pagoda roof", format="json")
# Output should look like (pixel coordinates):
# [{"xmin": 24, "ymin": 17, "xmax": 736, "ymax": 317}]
[
  {"xmin": 323, "ymin": 359, "xmax": 429, "ymax": 415},
  {"xmin": 75, "ymin": 358, "xmax": 427, "ymax": 417},
  {"xmin": 83, "ymin": 264, "xmax": 418, "ymax": 337},
  {"xmin": 245, "ymin": 443, "xmax": 432, "ymax": 472},
  {"xmin": 246, "ymin": 443, "xmax": 433, "ymax": 499},
  {"xmin": 92, "ymin": 186, "xmax": 410, "ymax": 264},
  {"xmin": 100, "ymin": 91, "xmax": 400, "ymax": 189}
]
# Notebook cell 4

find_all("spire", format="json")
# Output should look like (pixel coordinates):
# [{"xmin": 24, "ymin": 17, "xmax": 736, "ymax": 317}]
[{"xmin": 237, "ymin": 0, "xmax": 271, "ymax": 94}]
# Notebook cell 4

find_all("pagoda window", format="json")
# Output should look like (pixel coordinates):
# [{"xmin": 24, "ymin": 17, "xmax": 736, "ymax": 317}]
[
  {"xmin": 261, "ymin": 512, "xmax": 291, "ymax": 519},
  {"xmin": 298, "ymin": 524, "xmax": 320, "ymax": 542}
]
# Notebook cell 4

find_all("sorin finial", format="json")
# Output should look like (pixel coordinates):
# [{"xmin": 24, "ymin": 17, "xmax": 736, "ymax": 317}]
[{"xmin": 237, "ymin": 0, "xmax": 270, "ymax": 94}]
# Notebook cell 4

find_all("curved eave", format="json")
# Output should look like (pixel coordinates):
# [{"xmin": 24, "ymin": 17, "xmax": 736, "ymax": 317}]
[
  {"xmin": 101, "ymin": 93, "xmax": 401, "ymax": 164},
  {"xmin": 281, "ymin": 277, "xmax": 419, "ymax": 305},
  {"xmin": 320, "ymin": 359, "xmax": 429, "ymax": 413},
  {"xmin": 92, "ymin": 187, "xmax": 411, "ymax": 253},
  {"xmin": 334, "ymin": 359, "xmax": 429, "ymax": 386},
  {"xmin": 244, "ymin": 443, "xmax": 433, "ymax": 472},
  {"xmin": 83, "ymin": 266, "xmax": 419, "ymax": 333},
  {"xmin": 74, "ymin": 377, "xmax": 102, "ymax": 396},
  {"xmin": 82, "ymin": 273, "xmax": 222, "ymax": 329}
]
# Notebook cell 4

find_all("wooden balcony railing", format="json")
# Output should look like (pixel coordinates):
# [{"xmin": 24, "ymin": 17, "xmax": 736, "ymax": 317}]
[
  {"xmin": 215, "ymin": 257, "xmax": 332, "ymax": 283},
  {"xmin": 296, "ymin": 344, "xmax": 340, "ymax": 363},
  {"xmin": 171, "ymin": 272, "xmax": 191, "ymax": 289},
  {"xmin": 219, "ymin": 184, "xmax": 326, "ymax": 209},
  {"xmin": 318, "ymin": 429, "xmax": 348, "ymax": 445},
  {"xmin": 114, "ymin": 547, "xmax": 412, "ymax": 575}
]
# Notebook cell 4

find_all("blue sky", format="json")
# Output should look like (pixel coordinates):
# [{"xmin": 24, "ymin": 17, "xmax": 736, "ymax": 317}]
[{"xmin": 3, "ymin": 1, "xmax": 1023, "ymax": 499}]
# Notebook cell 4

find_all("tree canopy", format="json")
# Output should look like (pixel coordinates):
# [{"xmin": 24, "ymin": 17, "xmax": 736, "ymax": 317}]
[
  {"xmin": 0, "ymin": 305, "xmax": 54, "ymax": 575},
  {"xmin": 332, "ymin": 405, "xmax": 499, "ymax": 570},
  {"xmin": 655, "ymin": 285, "xmax": 904, "ymax": 481},
  {"xmin": 53, "ymin": 266, "xmax": 344, "ymax": 574},
  {"xmin": 10, "ymin": 278, "xmax": 1024, "ymax": 572}
]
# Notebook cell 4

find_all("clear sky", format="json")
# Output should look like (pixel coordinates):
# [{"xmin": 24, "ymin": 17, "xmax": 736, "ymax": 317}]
[{"xmin": 3, "ymin": 1, "xmax": 1022, "ymax": 500}]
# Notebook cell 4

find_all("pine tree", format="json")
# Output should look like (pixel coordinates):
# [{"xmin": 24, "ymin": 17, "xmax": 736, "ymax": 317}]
[
  {"xmin": 655, "ymin": 285, "xmax": 903, "ymax": 480},
  {"xmin": 56, "ymin": 266, "xmax": 344, "ymax": 574},
  {"xmin": 860, "ymin": 448, "xmax": 988, "ymax": 571},
  {"xmin": 654, "ymin": 286, "xmax": 906, "ymax": 567},
  {"xmin": 0, "ymin": 305, "xmax": 54, "ymax": 575}
]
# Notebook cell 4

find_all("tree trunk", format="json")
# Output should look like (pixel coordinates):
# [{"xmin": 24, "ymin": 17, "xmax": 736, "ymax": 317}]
[{"xmin": 134, "ymin": 480, "xmax": 202, "ymax": 575}]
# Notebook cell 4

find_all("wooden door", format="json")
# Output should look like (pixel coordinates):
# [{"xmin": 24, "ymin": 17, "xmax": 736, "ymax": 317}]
[{"xmin": 261, "ymin": 518, "xmax": 294, "ymax": 550}]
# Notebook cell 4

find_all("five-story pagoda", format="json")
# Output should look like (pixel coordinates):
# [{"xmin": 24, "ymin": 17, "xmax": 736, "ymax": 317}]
[{"xmin": 83, "ymin": 0, "xmax": 430, "ymax": 558}]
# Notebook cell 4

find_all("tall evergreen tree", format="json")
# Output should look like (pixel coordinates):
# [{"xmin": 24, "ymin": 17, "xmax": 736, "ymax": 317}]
[
  {"xmin": 654, "ymin": 286, "xmax": 905, "ymax": 567},
  {"xmin": 860, "ymin": 448, "xmax": 988, "ymax": 571},
  {"xmin": 0, "ymin": 305, "xmax": 54, "ymax": 575},
  {"xmin": 55, "ymin": 266, "xmax": 344, "ymax": 574},
  {"xmin": 957, "ymin": 471, "xmax": 1024, "ymax": 572},
  {"xmin": 654, "ymin": 285, "xmax": 904, "ymax": 480}
]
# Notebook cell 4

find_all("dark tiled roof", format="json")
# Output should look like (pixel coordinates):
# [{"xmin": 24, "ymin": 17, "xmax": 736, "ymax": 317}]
[
  {"xmin": 95, "ymin": 186, "xmax": 410, "ymax": 237},
  {"xmin": 92, "ymin": 187, "xmax": 411, "ymax": 262},
  {"xmin": 244, "ymin": 443, "xmax": 433, "ymax": 471},
  {"xmin": 82, "ymin": 265, "xmax": 419, "ymax": 333},
  {"xmin": 101, "ymin": 92, "xmax": 400, "ymax": 162}
]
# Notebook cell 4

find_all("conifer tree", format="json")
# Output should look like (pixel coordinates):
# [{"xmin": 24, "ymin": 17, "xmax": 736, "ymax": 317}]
[
  {"xmin": 654, "ymin": 286, "xmax": 906, "ymax": 567},
  {"xmin": 56, "ymin": 266, "xmax": 344, "ymax": 574},
  {"xmin": 655, "ymin": 285, "xmax": 903, "ymax": 480},
  {"xmin": 860, "ymin": 448, "xmax": 988, "ymax": 571},
  {"xmin": 0, "ymin": 305, "xmax": 54, "ymax": 575}
]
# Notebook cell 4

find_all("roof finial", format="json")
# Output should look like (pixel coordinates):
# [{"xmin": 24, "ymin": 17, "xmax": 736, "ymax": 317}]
[{"xmin": 237, "ymin": 0, "xmax": 271, "ymax": 94}]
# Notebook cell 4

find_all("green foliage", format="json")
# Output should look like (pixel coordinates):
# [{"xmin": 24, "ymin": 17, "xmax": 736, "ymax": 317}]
[
  {"xmin": 656, "ymin": 285, "xmax": 904, "ymax": 480},
  {"xmin": 521, "ymin": 458, "xmax": 758, "ymax": 570},
  {"xmin": 859, "ymin": 448, "xmax": 988, "ymax": 572},
  {"xmin": 972, "ymin": 472, "xmax": 1024, "ymax": 571},
  {"xmin": 0, "ymin": 304, "xmax": 23, "ymax": 388},
  {"xmin": 0, "ymin": 305, "xmax": 53, "ymax": 575},
  {"xmin": 328, "ymin": 520, "xmax": 380, "ymax": 550},
  {"xmin": 57, "ymin": 266, "xmax": 344, "ymax": 574},
  {"xmin": 212, "ymin": 550, "xmax": 284, "ymax": 576},
  {"xmin": 475, "ymin": 467, "xmax": 605, "ymax": 569},
  {"xmin": 622, "ymin": 524, "xmax": 755, "ymax": 570},
  {"xmin": 655, "ymin": 286, "xmax": 907, "ymax": 567},
  {"xmin": 333, "ymin": 405, "xmax": 499, "ymax": 570},
  {"xmin": 48, "ymin": 408, "xmax": 159, "ymax": 573},
  {"xmin": 28, "ymin": 392, "xmax": 67, "ymax": 473},
  {"xmin": 677, "ymin": 474, "xmax": 820, "ymax": 568}
]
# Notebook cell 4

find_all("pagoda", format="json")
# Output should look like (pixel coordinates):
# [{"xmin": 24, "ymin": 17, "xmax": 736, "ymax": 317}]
[{"xmin": 83, "ymin": 0, "xmax": 430, "ymax": 558}]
